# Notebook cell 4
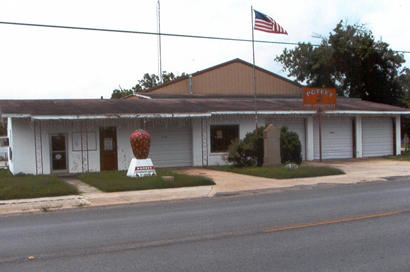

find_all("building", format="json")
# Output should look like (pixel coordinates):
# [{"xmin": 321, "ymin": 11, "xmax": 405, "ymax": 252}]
[{"xmin": 1, "ymin": 59, "xmax": 409, "ymax": 175}]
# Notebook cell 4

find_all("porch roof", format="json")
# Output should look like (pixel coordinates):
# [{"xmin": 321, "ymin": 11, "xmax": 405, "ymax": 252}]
[{"xmin": 0, "ymin": 98, "xmax": 409, "ymax": 119}]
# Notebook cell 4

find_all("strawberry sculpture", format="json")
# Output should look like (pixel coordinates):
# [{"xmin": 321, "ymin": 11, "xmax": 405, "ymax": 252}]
[{"xmin": 130, "ymin": 129, "xmax": 151, "ymax": 159}]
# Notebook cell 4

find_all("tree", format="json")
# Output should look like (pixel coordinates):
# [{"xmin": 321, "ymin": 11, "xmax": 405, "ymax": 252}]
[
  {"xmin": 276, "ymin": 21, "xmax": 408, "ymax": 106},
  {"xmin": 280, "ymin": 127, "xmax": 302, "ymax": 165},
  {"xmin": 399, "ymin": 68, "xmax": 410, "ymax": 107},
  {"xmin": 110, "ymin": 88, "xmax": 133, "ymax": 99},
  {"xmin": 111, "ymin": 71, "xmax": 187, "ymax": 99}
]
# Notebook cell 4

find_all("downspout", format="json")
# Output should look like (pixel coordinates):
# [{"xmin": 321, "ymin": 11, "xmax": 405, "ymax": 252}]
[
  {"xmin": 200, "ymin": 118, "xmax": 203, "ymax": 166},
  {"xmin": 80, "ymin": 121, "xmax": 84, "ymax": 173},
  {"xmin": 33, "ymin": 120, "xmax": 38, "ymax": 175},
  {"xmin": 39, "ymin": 120, "xmax": 44, "ymax": 175},
  {"xmin": 189, "ymin": 75, "xmax": 193, "ymax": 95},
  {"xmin": 85, "ymin": 120, "xmax": 89, "ymax": 172}
]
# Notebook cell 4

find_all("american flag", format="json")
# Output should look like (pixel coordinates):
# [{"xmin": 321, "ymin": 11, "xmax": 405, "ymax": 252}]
[{"xmin": 254, "ymin": 9, "xmax": 288, "ymax": 35}]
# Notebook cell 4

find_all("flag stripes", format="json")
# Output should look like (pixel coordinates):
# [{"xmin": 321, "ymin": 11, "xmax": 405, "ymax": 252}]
[{"xmin": 254, "ymin": 9, "xmax": 288, "ymax": 35}]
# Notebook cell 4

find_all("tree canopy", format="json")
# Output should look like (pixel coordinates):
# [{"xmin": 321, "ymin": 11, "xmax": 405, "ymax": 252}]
[
  {"xmin": 111, "ymin": 71, "xmax": 187, "ymax": 99},
  {"xmin": 399, "ymin": 68, "xmax": 410, "ymax": 107},
  {"xmin": 275, "ymin": 21, "xmax": 408, "ymax": 106}
]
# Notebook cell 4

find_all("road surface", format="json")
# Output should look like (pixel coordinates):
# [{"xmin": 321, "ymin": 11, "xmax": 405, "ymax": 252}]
[{"xmin": 1, "ymin": 177, "xmax": 410, "ymax": 271}]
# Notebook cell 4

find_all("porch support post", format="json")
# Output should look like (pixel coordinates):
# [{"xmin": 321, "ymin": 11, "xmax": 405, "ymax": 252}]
[
  {"xmin": 191, "ymin": 118, "xmax": 203, "ymax": 166},
  {"xmin": 355, "ymin": 116, "xmax": 363, "ymax": 158},
  {"xmin": 395, "ymin": 115, "xmax": 401, "ymax": 156},
  {"xmin": 306, "ymin": 116, "xmax": 314, "ymax": 161}
]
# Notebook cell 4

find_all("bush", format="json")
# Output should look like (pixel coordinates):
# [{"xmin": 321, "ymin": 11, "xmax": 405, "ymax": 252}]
[
  {"xmin": 226, "ymin": 126, "xmax": 264, "ymax": 167},
  {"xmin": 280, "ymin": 127, "xmax": 302, "ymax": 165},
  {"xmin": 226, "ymin": 126, "xmax": 302, "ymax": 167}
]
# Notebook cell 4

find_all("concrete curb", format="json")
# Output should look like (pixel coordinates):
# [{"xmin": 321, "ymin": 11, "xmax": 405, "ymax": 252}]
[
  {"xmin": 0, "ymin": 186, "xmax": 215, "ymax": 216},
  {"xmin": 0, "ymin": 195, "xmax": 84, "ymax": 206}
]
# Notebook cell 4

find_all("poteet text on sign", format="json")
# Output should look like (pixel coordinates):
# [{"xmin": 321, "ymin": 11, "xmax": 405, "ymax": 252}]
[{"xmin": 303, "ymin": 88, "xmax": 337, "ymax": 108}]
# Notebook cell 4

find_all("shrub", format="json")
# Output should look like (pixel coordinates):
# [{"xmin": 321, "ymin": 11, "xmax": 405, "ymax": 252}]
[
  {"xmin": 226, "ymin": 126, "xmax": 302, "ymax": 167},
  {"xmin": 226, "ymin": 126, "xmax": 264, "ymax": 167},
  {"xmin": 280, "ymin": 127, "xmax": 302, "ymax": 165}
]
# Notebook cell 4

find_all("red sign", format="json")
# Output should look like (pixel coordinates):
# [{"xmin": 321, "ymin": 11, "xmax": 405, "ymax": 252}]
[{"xmin": 303, "ymin": 88, "xmax": 337, "ymax": 108}]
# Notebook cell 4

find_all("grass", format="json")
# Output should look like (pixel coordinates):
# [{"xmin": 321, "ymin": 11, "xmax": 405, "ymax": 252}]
[
  {"xmin": 0, "ymin": 169, "xmax": 78, "ymax": 200},
  {"xmin": 206, "ymin": 165, "xmax": 345, "ymax": 179},
  {"xmin": 388, "ymin": 151, "xmax": 410, "ymax": 161},
  {"xmin": 78, "ymin": 169, "xmax": 215, "ymax": 192}
]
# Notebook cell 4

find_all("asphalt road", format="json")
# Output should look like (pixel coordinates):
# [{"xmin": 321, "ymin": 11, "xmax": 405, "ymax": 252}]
[{"xmin": 1, "ymin": 177, "xmax": 410, "ymax": 271}]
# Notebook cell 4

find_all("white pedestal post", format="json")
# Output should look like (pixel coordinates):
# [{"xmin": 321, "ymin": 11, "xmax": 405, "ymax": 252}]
[{"xmin": 126, "ymin": 158, "xmax": 157, "ymax": 178}]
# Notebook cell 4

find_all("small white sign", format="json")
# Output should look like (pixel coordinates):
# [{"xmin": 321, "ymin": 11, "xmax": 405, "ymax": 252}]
[
  {"xmin": 104, "ymin": 138, "xmax": 113, "ymax": 151},
  {"xmin": 127, "ymin": 158, "xmax": 157, "ymax": 178}
]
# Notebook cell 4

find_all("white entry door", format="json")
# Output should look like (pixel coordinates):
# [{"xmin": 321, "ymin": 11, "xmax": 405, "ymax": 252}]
[{"xmin": 50, "ymin": 134, "xmax": 68, "ymax": 172}]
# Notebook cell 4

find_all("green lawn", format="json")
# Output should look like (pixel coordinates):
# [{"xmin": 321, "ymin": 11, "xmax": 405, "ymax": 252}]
[
  {"xmin": 78, "ymin": 169, "xmax": 215, "ymax": 192},
  {"xmin": 388, "ymin": 151, "xmax": 410, "ymax": 161},
  {"xmin": 206, "ymin": 165, "xmax": 345, "ymax": 179},
  {"xmin": 0, "ymin": 170, "xmax": 78, "ymax": 200}
]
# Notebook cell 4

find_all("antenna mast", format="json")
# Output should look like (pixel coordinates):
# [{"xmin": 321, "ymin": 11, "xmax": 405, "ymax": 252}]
[{"xmin": 157, "ymin": 0, "xmax": 163, "ymax": 83}]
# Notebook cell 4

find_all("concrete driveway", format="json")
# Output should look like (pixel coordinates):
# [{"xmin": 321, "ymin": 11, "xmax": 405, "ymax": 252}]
[{"xmin": 180, "ymin": 158, "xmax": 410, "ymax": 194}]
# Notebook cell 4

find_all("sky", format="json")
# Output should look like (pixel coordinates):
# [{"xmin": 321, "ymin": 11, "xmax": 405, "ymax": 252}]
[{"xmin": 0, "ymin": 0, "xmax": 409, "ymax": 99}]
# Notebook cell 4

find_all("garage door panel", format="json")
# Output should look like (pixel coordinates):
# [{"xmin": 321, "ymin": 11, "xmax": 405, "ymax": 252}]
[
  {"xmin": 362, "ymin": 117, "xmax": 393, "ymax": 157},
  {"xmin": 314, "ymin": 117, "xmax": 353, "ymax": 160},
  {"xmin": 147, "ymin": 125, "xmax": 193, "ymax": 168}
]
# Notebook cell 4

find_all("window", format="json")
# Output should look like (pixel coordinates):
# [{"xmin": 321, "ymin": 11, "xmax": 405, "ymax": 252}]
[{"xmin": 210, "ymin": 125, "xmax": 239, "ymax": 153}]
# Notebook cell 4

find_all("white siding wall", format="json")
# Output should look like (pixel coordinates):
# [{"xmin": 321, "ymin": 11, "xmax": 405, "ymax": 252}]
[
  {"xmin": 9, "ymin": 118, "xmax": 124, "ymax": 175},
  {"xmin": 45, "ymin": 120, "xmax": 100, "ymax": 174},
  {"xmin": 314, "ymin": 117, "xmax": 353, "ymax": 160},
  {"xmin": 8, "ymin": 118, "xmax": 36, "ymax": 174},
  {"xmin": 8, "ymin": 114, "xmax": 400, "ymax": 174},
  {"xmin": 9, "ymin": 118, "xmax": 195, "ymax": 174},
  {"xmin": 362, "ymin": 117, "xmax": 393, "ymax": 157},
  {"xmin": 115, "ymin": 119, "xmax": 140, "ymax": 171},
  {"xmin": 29, "ymin": 120, "xmax": 102, "ymax": 175}
]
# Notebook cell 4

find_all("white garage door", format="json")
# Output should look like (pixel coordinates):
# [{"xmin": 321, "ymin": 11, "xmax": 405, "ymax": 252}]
[
  {"xmin": 314, "ymin": 117, "xmax": 353, "ymax": 160},
  {"xmin": 147, "ymin": 125, "xmax": 193, "ymax": 168},
  {"xmin": 265, "ymin": 118, "xmax": 306, "ymax": 160},
  {"xmin": 362, "ymin": 117, "xmax": 393, "ymax": 157}
]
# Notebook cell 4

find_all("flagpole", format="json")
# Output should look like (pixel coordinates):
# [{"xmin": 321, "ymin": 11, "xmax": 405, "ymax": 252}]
[{"xmin": 251, "ymin": 6, "xmax": 258, "ymax": 135}]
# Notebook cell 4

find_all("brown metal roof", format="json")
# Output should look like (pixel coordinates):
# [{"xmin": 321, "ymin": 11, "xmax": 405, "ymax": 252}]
[
  {"xmin": 138, "ymin": 58, "xmax": 303, "ymax": 95},
  {"xmin": 0, "ymin": 98, "xmax": 408, "ymax": 117}
]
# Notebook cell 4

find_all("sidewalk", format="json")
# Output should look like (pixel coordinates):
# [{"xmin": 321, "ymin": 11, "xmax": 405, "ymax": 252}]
[
  {"xmin": 1, "ymin": 159, "xmax": 409, "ymax": 216},
  {"xmin": 181, "ymin": 159, "xmax": 410, "ymax": 194}
]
